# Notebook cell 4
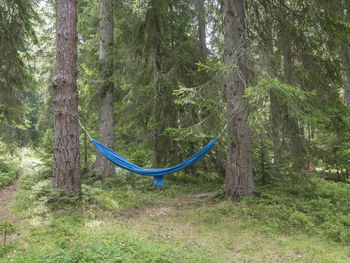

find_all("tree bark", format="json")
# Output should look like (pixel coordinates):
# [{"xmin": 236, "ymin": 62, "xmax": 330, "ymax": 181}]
[
  {"xmin": 270, "ymin": 89, "xmax": 281, "ymax": 162},
  {"xmin": 334, "ymin": 0, "xmax": 350, "ymax": 107},
  {"xmin": 223, "ymin": 0, "xmax": 254, "ymax": 200},
  {"xmin": 196, "ymin": 0, "xmax": 207, "ymax": 55},
  {"xmin": 53, "ymin": 0, "xmax": 80, "ymax": 195},
  {"xmin": 150, "ymin": 0, "xmax": 163, "ymax": 168},
  {"xmin": 94, "ymin": 0, "xmax": 116, "ymax": 178},
  {"xmin": 339, "ymin": 48, "xmax": 350, "ymax": 107}
]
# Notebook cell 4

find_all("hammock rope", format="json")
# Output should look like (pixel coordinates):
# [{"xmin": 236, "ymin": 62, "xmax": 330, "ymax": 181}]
[
  {"xmin": 78, "ymin": 119, "xmax": 92, "ymax": 141},
  {"xmin": 62, "ymin": 110, "xmax": 233, "ymax": 186}
]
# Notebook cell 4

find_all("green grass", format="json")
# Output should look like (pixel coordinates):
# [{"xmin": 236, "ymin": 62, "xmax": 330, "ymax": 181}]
[
  {"xmin": 241, "ymin": 176, "xmax": 350, "ymax": 243},
  {"xmin": 4, "ymin": 218, "xmax": 219, "ymax": 263},
  {"xmin": 1, "ymin": 150, "xmax": 350, "ymax": 262}
]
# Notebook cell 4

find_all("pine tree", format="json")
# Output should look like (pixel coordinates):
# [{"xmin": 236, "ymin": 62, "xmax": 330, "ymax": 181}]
[{"xmin": 52, "ymin": 0, "xmax": 81, "ymax": 195}]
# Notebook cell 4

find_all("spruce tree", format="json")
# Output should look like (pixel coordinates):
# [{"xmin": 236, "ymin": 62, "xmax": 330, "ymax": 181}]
[
  {"xmin": 94, "ymin": 0, "xmax": 116, "ymax": 178},
  {"xmin": 223, "ymin": 0, "xmax": 254, "ymax": 199}
]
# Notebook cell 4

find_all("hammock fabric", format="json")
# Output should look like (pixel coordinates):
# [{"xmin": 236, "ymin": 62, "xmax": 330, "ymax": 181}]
[{"xmin": 92, "ymin": 137, "xmax": 218, "ymax": 186}]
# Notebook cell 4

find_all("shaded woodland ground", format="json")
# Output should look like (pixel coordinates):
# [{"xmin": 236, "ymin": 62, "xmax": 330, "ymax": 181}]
[{"xmin": 1, "ymin": 150, "xmax": 350, "ymax": 262}]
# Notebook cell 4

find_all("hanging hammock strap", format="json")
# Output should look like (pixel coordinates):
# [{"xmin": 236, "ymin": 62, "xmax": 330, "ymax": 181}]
[
  {"xmin": 58, "ymin": 106, "xmax": 242, "ymax": 141},
  {"xmin": 217, "ymin": 105, "xmax": 243, "ymax": 138},
  {"xmin": 217, "ymin": 122, "xmax": 229, "ymax": 138},
  {"xmin": 78, "ymin": 119, "xmax": 93, "ymax": 141}
]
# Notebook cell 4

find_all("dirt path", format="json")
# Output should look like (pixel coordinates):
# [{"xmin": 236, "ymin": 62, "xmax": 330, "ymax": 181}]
[{"xmin": 0, "ymin": 182, "xmax": 18, "ymax": 222}]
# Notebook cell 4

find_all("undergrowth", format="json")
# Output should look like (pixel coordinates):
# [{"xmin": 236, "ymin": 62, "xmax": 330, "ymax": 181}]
[
  {"xmin": 0, "ymin": 157, "xmax": 20, "ymax": 189},
  {"xmin": 5, "ymin": 227, "xmax": 217, "ymax": 263},
  {"xmin": 3, "ymin": 158, "xmax": 223, "ymax": 262},
  {"xmin": 2, "ymin": 151, "xmax": 350, "ymax": 262},
  {"xmin": 187, "ymin": 174, "xmax": 350, "ymax": 244},
  {"xmin": 241, "ymin": 175, "xmax": 350, "ymax": 243}
]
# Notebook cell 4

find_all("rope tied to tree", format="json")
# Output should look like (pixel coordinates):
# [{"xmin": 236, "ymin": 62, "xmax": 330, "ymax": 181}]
[
  {"xmin": 217, "ymin": 104, "xmax": 243, "ymax": 138},
  {"xmin": 53, "ymin": 106, "xmax": 244, "ymax": 186},
  {"xmin": 77, "ymin": 119, "xmax": 92, "ymax": 141},
  {"xmin": 217, "ymin": 122, "xmax": 229, "ymax": 138},
  {"xmin": 56, "ymin": 103, "xmax": 242, "ymax": 143},
  {"xmin": 55, "ymin": 110, "xmax": 92, "ymax": 141}
]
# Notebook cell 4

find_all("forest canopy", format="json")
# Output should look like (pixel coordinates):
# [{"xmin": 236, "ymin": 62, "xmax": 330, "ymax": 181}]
[{"xmin": 0, "ymin": 0, "xmax": 349, "ymax": 195}]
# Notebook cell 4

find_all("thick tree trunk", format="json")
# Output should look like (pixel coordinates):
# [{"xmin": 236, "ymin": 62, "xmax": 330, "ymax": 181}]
[
  {"xmin": 53, "ymin": 0, "xmax": 80, "ymax": 195},
  {"xmin": 339, "ymin": 48, "xmax": 350, "ymax": 107},
  {"xmin": 94, "ymin": 0, "xmax": 115, "ymax": 178},
  {"xmin": 196, "ymin": 0, "xmax": 207, "ymax": 55},
  {"xmin": 334, "ymin": 1, "xmax": 350, "ymax": 107},
  {"xmin": 223, "ymin": 0, "xmax": 254, "ymax": 200}
]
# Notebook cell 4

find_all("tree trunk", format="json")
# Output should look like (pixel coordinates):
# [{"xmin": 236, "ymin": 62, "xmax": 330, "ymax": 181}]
[
  {"xmin": 150, "ymin": 0, "xmax": 163, "ymax": 168},
  {"xmin": 82, "ymin": 130, "xmax": 88, "ymax": 176},
  {"xmin": 152, "ymin": 81, "xmax": 161, "ymax": 168},
  {"xmin": 265, "ymin": 23, "xmax": 282, "ymax": 164},
  {"xmin": 94, "ymin": 0, "xmax": 116, "ymax": 178},
  {"xmin": 223, "ymin": 0, "xmax": 254, "ymax": 200},
  {"xmin": 151, "ymin": 38, "xmax": 161, "ymax": 168},
  {"xmin": 270, "ymin": 90, "xmax": 281, "ymax": 162},
  {"xmin": 334, "ymin": 1, "xmax": 350, "ymax": 107},
  {"xmin": 339, "ymin": 48, "xmax": 350, "ymax": 107},
  {"xmin": 196, "ymin": 0, "xmax": 207, "ymax": 55},
  {"xmin": 53, "ymin": 0, "xmax": 80, "ymax": 195},
  {"xmin": 282, "ymin": 44, "xmax": 304, "ymax": 169}
]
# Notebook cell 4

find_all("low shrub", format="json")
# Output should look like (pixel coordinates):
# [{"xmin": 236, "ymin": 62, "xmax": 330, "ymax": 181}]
[
  {"xmin": 0, "ymin": 161, "xmax": 20, "ymax": 189},
  {"xmin": 240, "ymin": 176, "xmax": 350, "ymax": 243}
]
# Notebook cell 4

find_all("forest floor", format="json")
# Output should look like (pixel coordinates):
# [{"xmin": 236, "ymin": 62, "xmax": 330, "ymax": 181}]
[
  {"xmin": 0, "ymin": 181, "xmax": 18, "ymax": 245},
  {"xmin": 1, "ymin": 150, "xmax": 350, "ymax": 262},
  {"xmin": 0, "ymin": 182, "xmax": 18, "ymax": 222}
]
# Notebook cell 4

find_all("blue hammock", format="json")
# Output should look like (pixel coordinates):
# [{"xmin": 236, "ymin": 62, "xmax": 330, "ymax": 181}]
[{"xmin": 92, "ymin": 138, "xmax": 218, "ymax": 186}]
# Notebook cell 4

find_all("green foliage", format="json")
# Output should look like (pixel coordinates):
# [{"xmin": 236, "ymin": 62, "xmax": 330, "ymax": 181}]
[
  {"xmin": 246, "ymin": 78, "xmax": 350, "ymax": 181},
  {"xmin": 0, "ymin": 222, "xmax": 15, "ymax": 236},
  {"xmin": 240, "ymin": 176, "xmax": 350, "ymax": 244},
  {"xmin": 0, "ymin": 143, "xmax": 20, "ymax": 189},
  {"xmin": 245, "ymin": 78, "xmax": 349, "ymax": 132},
  {"xmin": 5, "ymin": 158, "xmax": 223, "ymax": 262},
  {"xmin": 4, "ymin": 229, "xmax": 216, "ymax": 263},
  {"xmin": 0, "ymin": 163, "xmax": 18, "ymax": 189},
  {"xmin": 5, "ymin": 149, "xmax": 350, "ymax": 262},
  {"xmin": 0, "ymin": 221, "xmax": 15, "ymax": 246},
  {"xmin": 0, "ymin": 0, "xmax": 38, "ymax": 143},
  {"xmin": 83, "ymin": 183, "xmax": 156, "ymax": 211},
  {"xmin": 35, "ymin": 128, "xmax": 54, "ymax": 172},
  {"xmin": 184, "ymin": 175, "xmax": 350, "ymax": 245},
  {"xmin": 76, "ymin": 0, "xmax": 226, "ymax": 181},
  {"xmin": 3, "ymin": 0, "xmax": 350, "ymax": 261},
  {"xmin": 313, "ymin": 131, "xmax": 350, "ymax": 175}
]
